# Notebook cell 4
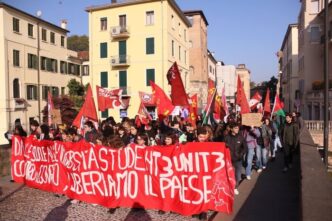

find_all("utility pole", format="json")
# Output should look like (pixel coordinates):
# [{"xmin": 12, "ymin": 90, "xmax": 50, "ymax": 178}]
[
  {"xmin": 36, "ymin": 11, "xmax": 42, "ymax": 123},
  {"xmin": 324, "ymin": 0, "xmax": 329, "ymax": 168}
]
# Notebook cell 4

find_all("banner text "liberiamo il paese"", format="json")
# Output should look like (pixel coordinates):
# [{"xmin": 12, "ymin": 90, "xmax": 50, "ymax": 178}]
[{"xmin": 11, "ymin": 136, "xmax": 235, "ymax": 216}]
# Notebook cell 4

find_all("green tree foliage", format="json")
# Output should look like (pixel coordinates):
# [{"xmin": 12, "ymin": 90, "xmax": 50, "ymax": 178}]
[
  {"xmin": 67, "ymin": 79, "xmax": 84, "ymax": 96},
  {"xmin": 67, "ymin": 35, "xmax": 89, "ymax": 52},
  {"xmin": 67, "ymin": 79, "xmax": 85, "ymax": 110}
]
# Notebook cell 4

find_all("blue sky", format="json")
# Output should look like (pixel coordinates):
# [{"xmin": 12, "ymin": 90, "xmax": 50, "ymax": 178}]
[{"xmin": 3, "ymin": 0, "xmax": 300, "ymax": 83}]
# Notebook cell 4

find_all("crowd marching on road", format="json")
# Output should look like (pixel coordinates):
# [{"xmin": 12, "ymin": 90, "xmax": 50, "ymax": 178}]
[{"xmin": 2, "ymin": 110, "xmax": 302, "ymax": 220}]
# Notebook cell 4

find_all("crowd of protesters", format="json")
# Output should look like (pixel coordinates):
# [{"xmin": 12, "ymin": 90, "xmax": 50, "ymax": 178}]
[{"xmin": 4, "ymin": 111, "xmax": 302, "ymax": 220}]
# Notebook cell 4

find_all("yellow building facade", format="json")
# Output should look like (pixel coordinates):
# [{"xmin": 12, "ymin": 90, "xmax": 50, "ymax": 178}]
[
  {"xmin": 86, "ymin": 0, "xmax": 190, "ymax": 121},
  {"xmin": 0, "ymin": 3, "xmax": 82, "ymax": 145}
]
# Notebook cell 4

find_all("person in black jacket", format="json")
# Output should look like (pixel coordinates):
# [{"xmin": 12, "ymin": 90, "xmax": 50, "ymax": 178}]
[
  {"xmin": 282, "ymin": 113, "xmax": 299, "ymax": 172},
  {"xmin": 225, "ymin": 123, "xmax": 248, "ymax": 195}
]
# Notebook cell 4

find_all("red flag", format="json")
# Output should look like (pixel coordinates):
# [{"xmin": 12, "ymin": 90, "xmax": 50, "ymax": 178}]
[
  {"xmin": 150, "ymin": 81, "xmax": 175, "ymax": 118},
  {"xmin": 263, "ymin": 88, "xmax": 271, "ymax": 115},
  {"xmin": 47, "ymin": 91, "xmax": 54, "ymax": 126},
  {"xmin": 213, "ymin": 93, "xmax": 223, "ymax": 121},
  {"xmin": 221, "ymin": 87, "xmax": 229, "ymax": 115},
  {"xmin": 249, "ymin": 91, "xmax": 262, "ymax": 110},
  {"xmin": 188, "ymin": 94, "xmax": 198, "ymax": 127},
  {"xmin": 166, "ymin": 62, "xmax": 189, "ymax": 106},
  {"xmin": 205, "ymin": 78, "xmax": 216, "ymax": 113},
  {"xmin": 96, "ymin": 86, "xmax": 124, "ymax": 111},
  {"xmin": 236, "ymin": 76, "xmax": 250, "ymax": 114},
  {"xmin": 272, "ymin": 94, "xmax": 285, "ymax": 117},
  {"xmin": 72, "ymin": 84, "xmax": 98, "ymax": 128},
  {"xmin": 137, "ymin": 102, "xmax": 152, "ymax": 125},
  {"xmin": 138, "ymin": 91, "xmax": 155, "ymax": 106}
]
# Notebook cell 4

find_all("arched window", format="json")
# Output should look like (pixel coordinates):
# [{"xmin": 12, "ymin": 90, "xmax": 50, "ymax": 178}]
[
  {"xmin": 190, "ymin": 66, "xmax": 194, "ymax": 76},
  {"xmin": 13, "ymin": 78, "xmax": 20, "ymax": 98}
]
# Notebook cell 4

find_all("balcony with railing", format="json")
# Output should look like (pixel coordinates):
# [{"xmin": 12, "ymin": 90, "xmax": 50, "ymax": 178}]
[
  {"xmin": 110, "ymin": 26, "xmax": 130, "ymax": 39},
  {"xmin": 10, "ymin": 98, "xmax": 29, "ymax": 111},
  {"xmin": 307, "ymin": 89, "xmax": 332, "ymax": 101},
  {"xmin": 306, "ymin": 120, "xmax": 332, "ymax": 133},
  {"xmin": 110, "ymin": 55, "xmax": 130, "ymax": 67}
]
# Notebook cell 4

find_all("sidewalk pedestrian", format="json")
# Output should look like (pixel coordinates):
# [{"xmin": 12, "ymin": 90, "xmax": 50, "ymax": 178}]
[
  {"xmin": 271, "ymin": 115, "xmax": 283, "ymax": 159},
  {"xmin": 225, "ymin": 123, "xmax": 248, "ymax": 195},
  {"xmin": 244, "ymin": 126, "xmax": 260, "ymax": 180},
  {"xmin": 282, "ymin": 113, "xmax": 299, "ymax": 172},
  {"xmin": 262, "ymin": 118, "xmax": 273, "ymax": 164},
  {"xmin": 255, "ymin": 126, "xmax": 266, "ymax": 172}
]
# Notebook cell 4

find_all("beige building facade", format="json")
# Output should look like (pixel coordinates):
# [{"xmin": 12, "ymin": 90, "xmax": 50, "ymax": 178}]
[
  {"xmin": 86, "ymin": 0, "xmax": 190, "ymax": 121},
  {"xmin": 216, "ymin": 63, "xmax": 237, "ymax": 105},
  {"xmin": 236, "ymin": 64, "xmax": 251, "ymax": 100},
  {"xmin": 0, "ymin": 3, "xmax": 82, "ymax": 145},
  {"xmin": 297, "ymin": 0, "xmax": 332, "ymax": 120},
  {"xmin": 184, "ymin": 10, "xmax": 208, "ymax": 113},
  {"xmin": 207, "ymin": 50, "xmax": 217, "ymax": 82},
  {"xmin": 280, "ymin": 24, "xmax": 299, "ymax": 113}
]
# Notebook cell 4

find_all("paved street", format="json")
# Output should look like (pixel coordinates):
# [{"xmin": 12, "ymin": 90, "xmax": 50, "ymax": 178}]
[
  {"xmin": 0, "ymin": 185, "xmax": 213, "ymax": 221},
  {"xmin": 0, "ymin": 147, "xmax": 301, "ymax": 221}
]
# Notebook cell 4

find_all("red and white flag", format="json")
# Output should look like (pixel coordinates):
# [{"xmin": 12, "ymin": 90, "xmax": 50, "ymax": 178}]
[
  {"xmin": 137, "ymin": 102, "xmax": 152, "ymax": 125},
  {"xmin": 257, "ymin": 103, "xmax": 263, "ymax": 113},
  {"xmin": 249, "ymin": 91, "xmax": 262, "ymax": 109},
  {"xmin": 96, "ymin": 86, "xmax": 128, "ymax": 111},
  {"xmin": 47, "ymin": 91, "xmax": 54, "ymax": 126},
  {"xmin": 138, "ymin": 91, "xmax": 155, "ymax": 106}
]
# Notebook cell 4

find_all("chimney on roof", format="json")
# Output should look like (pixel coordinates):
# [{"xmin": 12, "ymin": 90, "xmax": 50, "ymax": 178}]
[
  {"xmin": 111, "ymin": 0, "xmax": 117, "ymax": 3},
  {"xmin": 61, "ymin": 19, "xmax": 67, "ymax": 29}
]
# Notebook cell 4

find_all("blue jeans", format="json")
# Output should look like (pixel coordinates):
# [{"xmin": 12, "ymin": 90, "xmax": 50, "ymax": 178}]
[
  {"xmin": 246, "ymin": 148, "xmax": 255, "ymax": 176},
  {"xmin": 256, "ymin": 145, "xmax": 267, "ymax": 168},
  {"xmin": 273, "ymin": 135, "xmax": 282, "ymax": 157},
  {"xmin": 232, "ymin": 160, "xmax": 243, "ymax": 188}
]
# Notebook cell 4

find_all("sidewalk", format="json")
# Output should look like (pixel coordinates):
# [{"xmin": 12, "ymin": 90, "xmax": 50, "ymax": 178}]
[
  {"xmin": 0, "ymin": 144, "xmax": 24, "ymax": 202},
  {"xmin": 211, "ymin": 147, "xmax": 301, "ymax": 221},
  {"xmin": 0, "ymin": 175, "xmax": 24, "ymax": 202}
]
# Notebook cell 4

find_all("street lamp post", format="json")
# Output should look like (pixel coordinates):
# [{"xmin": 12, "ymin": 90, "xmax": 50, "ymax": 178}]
[
  {"xmin": 36, "ymin": 11, "xmax": 42, "ymax": 123},
  {"xmin": 324, "ymin": 0, "xmax": 329, "ymax": 168}
]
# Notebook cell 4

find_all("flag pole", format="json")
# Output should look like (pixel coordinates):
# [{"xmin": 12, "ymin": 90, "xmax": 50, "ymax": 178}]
[
  {"xmin": 270, "ymin": 94, "xmax": 277, "ymax": 120},
  {"xmin": 203, "ymin": 89, "xmax": 217, "ymax": 124}
]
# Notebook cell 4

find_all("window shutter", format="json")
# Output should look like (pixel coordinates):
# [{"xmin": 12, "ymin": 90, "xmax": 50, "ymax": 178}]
[
  {"xmin": 146, "ymin": 38, "xmax": 154, "ymax": 54},
  {"xmin": 119, "ymin": 70, "xmax": 127, "ymax": 94},
  {"xmin": 101, "ymin": 110, "xmax": 109, "ymax": 118},
  {"xmin": 100, "ymin": 42, "xmax": 108, "ymax": 58},
  {"xmin": 146, "ymin": 69, "xmax": 155, "ymax": 86},
  {"xmin": 100, "ymin": 72, "xmax": 108, "ymax": 87}
]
